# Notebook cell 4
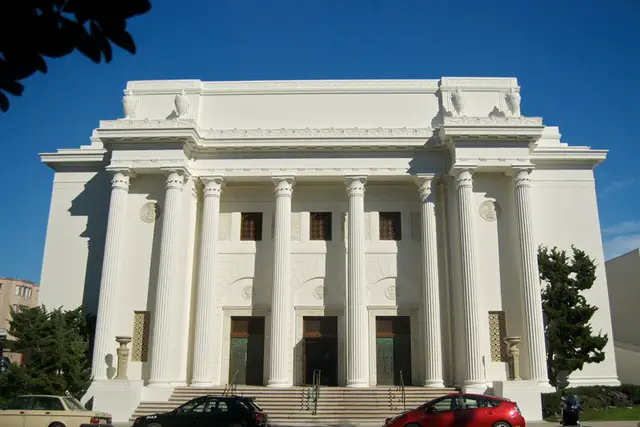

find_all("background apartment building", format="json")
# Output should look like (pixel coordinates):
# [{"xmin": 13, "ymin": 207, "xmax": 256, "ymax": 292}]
[{"xmin": 0, "ymin": 277, "xmax": 40, "ymax": 363}]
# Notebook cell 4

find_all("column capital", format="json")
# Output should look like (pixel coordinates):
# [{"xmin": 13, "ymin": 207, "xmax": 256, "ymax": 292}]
[
  {"xmin": 415, "ymin": 174, "xmax": 438, "ymax": 200},
  {"xmin": 162, "ymin": 168, "xmax": 188, "ymax": 190},
  {"xmin": 201, "ymin": 176, "xmax": 225, "ymax": 198},
  {"xmin": 508, "ymin": 166, "xmax": 533, "ymax": 188},
  {"xmin": 272, "ymin": 176, "xmax": 295, "ymax": 197},
  {"xmin": 452, "ymin": 168, "xmax": 475, "ymax": 189},
  {"xmin": 109, "ymin": 169, "xmax": 134, "ymax": 190},
  {"xmin": 345, "ymin": 176, "xmax": 367, "ymax": 197}
]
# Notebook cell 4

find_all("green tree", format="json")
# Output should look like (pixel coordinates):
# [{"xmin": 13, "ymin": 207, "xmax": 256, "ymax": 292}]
[
  {"xmin": 538, "ymin": 245, "xmax": 609, "ymax": 387},
  {"xmin": 0, "ymin": 0, "xmax": 152, "ymax": 112},
  {"xmin": 3, "ymin": 306, "xmax": 92, "ymax": 400}
]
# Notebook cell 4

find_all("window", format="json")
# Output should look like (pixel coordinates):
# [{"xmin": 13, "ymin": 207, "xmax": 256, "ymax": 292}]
[
  {"xmin": 461, "ymin": 396, "xmax": 501, "ymax": 409},
  {"xmin": 0, "ymin": 283, "xmax": 3, "ymax": 294},
  {"xmin": 489, "ymin": 311, "xmax": 508, "ymax": 362},
  {"xmin": 63, "ymin": 397, "xmax": 86, "ymax": 411},
  {"xmin": 178, "ymin": 397, "xmax": 208, "ymax": 414},
  {"xmin": 241, "ymin": 212, "xmax": 263, "ymax": 241},
  {"xmin": 429, "ymin": 396, "xmax": 458, "ymax": 412},
  {"xmin": 379, "ymin": 212, "xmax": 402, "ymax": 241},
  {"xmin": 310, "ymin": 212, "xmax": 332, "ymax": 241},
  {"xmin": 6, "ymin": 397, "xmax": 31, "ymax": 410},
  {"xmin": 31, "ymin": 397, "xmax": 65, "ymax": 411},
  {"xmin": 14, "ymin": 286, "xmax": 20, "ymax": 296}
]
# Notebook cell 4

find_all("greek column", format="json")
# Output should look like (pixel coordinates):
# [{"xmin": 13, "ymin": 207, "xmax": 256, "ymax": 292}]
[
  {"xmin": 91, "ymin": 170, "xmax": 132, "ymax": 380},
  {"xmin": 191, "ymin": 177, "xmax": 224, "ymax": 386},
  {"xmin": 512, "ymin": 168, "xmax": 550, "ymax": 386},
  {"xmin": 345, "ymin": 176, "xmax": 369, "ymax": 387},
  {"xmin": 416, "ymin": 176, "xmax": 445, "ymax": 388},
  {"xmin": 455, "ymin": 168, "xmax": 486, "ymax": 388},
  {"xmin": 267, "ymin": 177, "xmax": 295, "ymax": 387},
  {"xmin": 149, "ymin": 170, "xmax": 186, "ymax": 386}
]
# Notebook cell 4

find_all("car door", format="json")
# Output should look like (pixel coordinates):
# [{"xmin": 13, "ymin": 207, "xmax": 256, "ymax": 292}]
[
  {"xmin": 172, "ymin": 396, "xmax": 210, "ymax": 427},
  {"xmin": 417, "ymin": 396, "xmax": 458, "ymax": 427},
  {"xmin": 23, "ymin": 396, "xmax": 65, "ymax": 427},
  {"xmin": 453, "ymin": 395, "xmax": 494, "ymax": 427},
  {"xmin": 209, "ymin": 398, "xmax": 237, "ymax": 427},
  {"xmin": 0, "ymin": 396, "xmax": 32, "ymax": 427}
]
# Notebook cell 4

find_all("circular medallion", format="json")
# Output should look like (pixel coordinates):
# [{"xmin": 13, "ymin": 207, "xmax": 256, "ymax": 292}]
[
  {"xmin": 479, "ymin": 200, "xmax": 501, "ymax": 222},
  {"xmin": 384, "ymin": 285, "xmax": 396, "ymax": 300},
  {"xmin": 140, "ymin": 201, "xmax": 161, "ymax": 223},
  {"xmin": 241, "ymin": 286, "xmax": 253, "ymax": 300},
  {"xmin": 313, "ymin": 285, "xmax": 325, "ymax": 300}
]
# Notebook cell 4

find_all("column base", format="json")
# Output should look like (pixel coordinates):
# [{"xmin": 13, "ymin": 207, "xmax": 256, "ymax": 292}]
[
  {"xmin": 462, "ymin": 380, "xmax": 489, "ymax": 394},
  {"xmin": 147, "ymin": 380, "xmax": 174, "ymax": 388},
  {"xmin": 346, "ymin": 380, "xmax": 369, "ymax": 388},
  {"xmin": 267, "ymin": 379, "xmax": 290, "ymax": 388},
  {"xmin": 170, "ymin": 381, "xmax": 188, "ymax": 387},
  {"xmin": 424, "ymin": 380, "xmax": 445, "ymax": 388}
]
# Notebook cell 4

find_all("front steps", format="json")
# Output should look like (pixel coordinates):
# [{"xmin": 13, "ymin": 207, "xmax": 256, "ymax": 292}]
[{"xmin": 130, "ymin": 385, "xmax": 457, "ymax": 426}]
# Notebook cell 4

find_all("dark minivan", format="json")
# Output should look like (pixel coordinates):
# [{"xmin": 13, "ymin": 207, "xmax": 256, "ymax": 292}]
[{"xmin": 133, "ymin": 395, "xmax": 269, "ymax": 427}]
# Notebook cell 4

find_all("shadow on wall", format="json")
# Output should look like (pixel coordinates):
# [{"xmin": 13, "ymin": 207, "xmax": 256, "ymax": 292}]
[{"xmin": 68, "ymin": 170, "xmax": 112, "ymax": 360}]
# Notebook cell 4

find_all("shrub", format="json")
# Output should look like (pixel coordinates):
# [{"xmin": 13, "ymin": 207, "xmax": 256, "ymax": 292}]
[{"xmin": 541, "ymin": 385, "xmax": 640, "ymax": 418}]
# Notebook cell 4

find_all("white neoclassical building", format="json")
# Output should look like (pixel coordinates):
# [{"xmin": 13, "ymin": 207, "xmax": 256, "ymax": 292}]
[{"xmin": 39, "ymin": 77, "xmax": 619, "ymax": 421}]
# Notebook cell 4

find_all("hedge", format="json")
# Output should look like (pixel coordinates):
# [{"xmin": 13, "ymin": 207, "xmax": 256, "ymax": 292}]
[{"xmin": 541, "ymin": 385, "xmax": 640, "ymax": 418}]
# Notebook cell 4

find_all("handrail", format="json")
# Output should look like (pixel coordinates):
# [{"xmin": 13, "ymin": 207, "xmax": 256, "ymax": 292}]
[
  {"xmin": 399, "ymin": 370, "xmax": 406, "ymax": 412},
  {"xmin": 312, "ymin": 369, "xmax": 321, "ymax": 415},
  {"xmin": 223, "ymin": 370, "xmax": 239, "ymax": 395}
]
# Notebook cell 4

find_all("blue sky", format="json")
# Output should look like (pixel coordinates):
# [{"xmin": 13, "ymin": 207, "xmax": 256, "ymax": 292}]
[{"xmin": 1, "ymin": 0, "xmax": 639, "ymax": 283}]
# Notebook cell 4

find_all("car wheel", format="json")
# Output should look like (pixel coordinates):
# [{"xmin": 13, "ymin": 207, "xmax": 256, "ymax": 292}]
[
  {"xmin": 148, "ymin": 423, "xmax": 164, "ymax": 427},
  {"xmin": 404, "ymin": 423, "xmax": 421, "ymax": 427},
  {"xmin": 492, "ymin": 422, "xmax": 511, "ymax": 427},
  {"xmin": 48, "ymin": 423, "xmax": 66, "ymax": 427}
]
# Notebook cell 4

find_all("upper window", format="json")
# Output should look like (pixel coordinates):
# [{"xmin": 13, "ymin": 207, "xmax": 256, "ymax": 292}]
[
  {"xmin": 240, "ymin": 213, "xmax": 263, "ymax": 241},
  {"xmin": 379, "ymin": 212, "xmax": 402, "ymax": 241},
  {"xmin": 310, "ymin": 212, "xmax": 332, "ymax": 241},
  {"xmin": 31, "ymin": 397, "xmax": 64, "ymax": 411}
]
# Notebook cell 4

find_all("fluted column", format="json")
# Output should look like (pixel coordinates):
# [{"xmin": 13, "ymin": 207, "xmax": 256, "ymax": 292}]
[
  {"xmin": 191, "ymin": 177, "xmax": 224, "ymax": 386},
  {"xmin": 149, "ymin": 169, "xmax": 186, "ymax": 386},
  {"xmin": 345, "ymin": 176, "xmax": 369, "ymax": 388},
  {"xmin": 416, "ymin": 176, "xmax": 445, "ymax": 388},
  {"xmin": 91, "ymin": 170, "xmax": 132, "ymax": 380},
  {"xmin": 454, "ymin": 168, "xmax": 486, "ymax": 387},
  {"xmin": 267, "ymin": 177, "xmax": 295, "ymax": 387},
  {"xmin": 512, "ymin": 168, "xmax": 550, "ymax": 387}
]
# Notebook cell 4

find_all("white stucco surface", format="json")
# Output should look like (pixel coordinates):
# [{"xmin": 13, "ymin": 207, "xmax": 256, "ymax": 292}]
[{"xmin": 38, "ymin": 77, "xmax": 619, "ymax": 422}]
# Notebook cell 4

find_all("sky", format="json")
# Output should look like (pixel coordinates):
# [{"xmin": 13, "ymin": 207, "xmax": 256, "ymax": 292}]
[{"xmin": 1, "ymin": 0, "xmax": 639, "ymax": 284}]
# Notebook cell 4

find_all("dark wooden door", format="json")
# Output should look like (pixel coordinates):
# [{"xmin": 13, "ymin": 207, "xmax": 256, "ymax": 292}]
[
  {"xmin": 376, "ymin": 316, "xmax": 412, "ymax": 386},
  {"xmin": 229, "ymin": 317, "xmax": 264, "ymax": 385},
  {"xmin": 303, "ymin": 316, "xmax": 338, "ymax": 386}
]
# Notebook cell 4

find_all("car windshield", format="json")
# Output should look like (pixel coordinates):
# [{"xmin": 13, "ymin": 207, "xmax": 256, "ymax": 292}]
[{"xmin": 63, "ymin": 397, "xmax": 86, "ymax": 411}]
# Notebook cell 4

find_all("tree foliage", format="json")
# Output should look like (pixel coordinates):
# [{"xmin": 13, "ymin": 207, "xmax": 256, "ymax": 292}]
[
  {"xmin": 0, "ymin": 306, "xmax": 92, "ymax": 402},
  {"xmin": 538, "ymin": 245, "xmax": 609, "ymax": 387},
  {"xmin": 0, "ymin": 0, "xmax": 152, "ymax": 112}
]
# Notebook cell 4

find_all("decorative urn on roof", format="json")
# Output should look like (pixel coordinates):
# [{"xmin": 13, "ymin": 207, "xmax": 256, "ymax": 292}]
[
  {"xmin": 505, "ymin": 87, "xmax": 521, "ymax": 117},
  {"xmin": 122, "ymin": 89, "xmax": 137, "ymax": 119},
  {"xmin": 174, "ymin": 89, "xmax": 189, "ymax": 118},
  {"xmin": 451, "ymin": 87, "xmax": 465, "ymax": 117}
]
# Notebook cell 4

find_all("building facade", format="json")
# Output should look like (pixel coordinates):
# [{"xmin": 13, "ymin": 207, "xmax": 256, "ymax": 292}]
[
  {"xmin": 0, "ymin": 277, "xmax": 40, "ymax": 363},
  {"xmin": 39, "ymin": 78, "xmax": 619, "ymax": 420},
  {"xmin": 606, "ymin": 249, "xmax": 640, "ymax": 384}
]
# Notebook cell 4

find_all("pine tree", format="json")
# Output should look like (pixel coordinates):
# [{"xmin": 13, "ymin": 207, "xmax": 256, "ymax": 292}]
[
  {"xmin": 538, "ymin": 245, "xmax": 609, "ymax": 387},
  {"xmin": 4, "ymin": 305, "xmax": 92, "ymax": 399}
]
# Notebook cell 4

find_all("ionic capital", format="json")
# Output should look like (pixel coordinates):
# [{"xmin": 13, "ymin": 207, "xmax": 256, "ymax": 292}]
[
  {"xmin": 109, "ymin": 169, "xmax": 134, "ymax": 190},
  {"xmin": 415, "ymin": 174, "xmax": 437, "ymax": 201},
  {"xmin": 201, "ymin": 176, "xmax": 225, "ymax": 198},
  {"xmin": 163, "ymin": 168, "xmax": 187, "ymax": 190},
  {"xmin": 272, "ymin": 176, "xmax": 295, "ymax": 198},
  {"xmin": 451, "ymin": 167, "xmax": 476, "ymax": 189},
  {"xmin": 345, "ymin": 176, "xmax": 367, "ymax": 197}
]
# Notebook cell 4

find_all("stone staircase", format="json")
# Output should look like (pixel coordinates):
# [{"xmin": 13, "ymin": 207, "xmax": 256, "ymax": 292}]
[{"xmin": 130, "ymin": 385, "xmax": 457, "ymax": 426}]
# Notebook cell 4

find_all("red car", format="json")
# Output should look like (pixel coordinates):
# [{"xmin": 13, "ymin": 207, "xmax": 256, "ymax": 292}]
[{"xmin": 384, "ymin": 393, "xmax": 525, "ymax": 427}]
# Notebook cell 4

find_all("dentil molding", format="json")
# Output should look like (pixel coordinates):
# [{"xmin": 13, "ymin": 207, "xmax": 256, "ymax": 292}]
[{"xmin": 443, "ymin": 116, "xmax": 542, "ymax": 126}]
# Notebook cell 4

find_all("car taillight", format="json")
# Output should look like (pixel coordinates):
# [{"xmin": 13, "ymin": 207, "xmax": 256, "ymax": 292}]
[
  {"xmin": 90, "ymin": 417, "xmax": 100, "ymax": 424},
  {"xmin": 254, "ymin": 412, "xmax": 267, "ymax": 423}
]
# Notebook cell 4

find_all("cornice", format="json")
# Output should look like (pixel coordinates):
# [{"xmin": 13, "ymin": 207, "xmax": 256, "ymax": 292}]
[
  {"xmin": 126, "ymin": 79, "xmax": 441, "ymax": 95},
  {"xmin": 39, "ymin": 148, "xmax": 107, "ymax": 169},
  {"xmin": 531, "ymin": 146, "xmax": 608, "ymax": 168},
  {"xmin": 199, "ymin": 126, "xmax": 434, "ymax": 139},
  {"xmin": 439, "ymin": 116, "xmax": 544, "ymax": 141}
]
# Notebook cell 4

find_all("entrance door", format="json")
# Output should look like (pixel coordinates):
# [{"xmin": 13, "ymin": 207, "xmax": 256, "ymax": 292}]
[
  {"xmin": 229, "ymin": 317, "xmax": 265, "ymax": 385},
  {"xmin": 376, "ymin": 316, "xmax": 412, "ymax": 386},
  {"xmin": 303, "ymin": 316, "xmax": 338, "ymax": 386}
]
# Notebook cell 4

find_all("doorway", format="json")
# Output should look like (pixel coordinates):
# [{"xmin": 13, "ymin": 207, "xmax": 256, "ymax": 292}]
[
  {"xmin": 229, "ymin": 316, "xmax": 265, "ymax": 385},
  {"xmin": 376, "ymin": 316, "xmax": 412, "ymax": 386},
  {"xmin": 303, "ymin": 316, "xmax": 338, "ymax": 386}
]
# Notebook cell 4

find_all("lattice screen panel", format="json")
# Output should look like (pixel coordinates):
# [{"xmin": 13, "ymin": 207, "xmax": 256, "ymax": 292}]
[
  {"xmin": 131, "ymin": 311, "xmax": 150, "ymax": 362},
  {"xmin": 310, "ymin": 212, "xmax": 332, "ymax": 241},
  {"xmin": 489, "ymin": 311, "xmax": 508, "ymax": 362}
]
